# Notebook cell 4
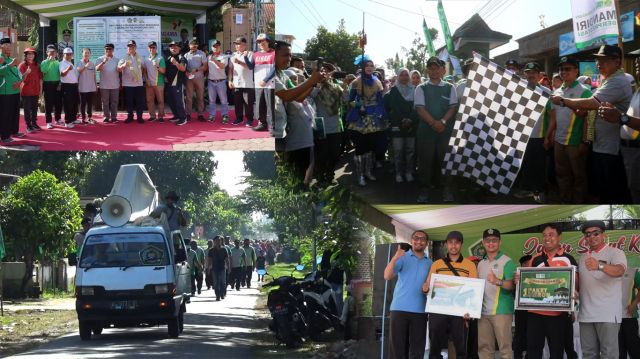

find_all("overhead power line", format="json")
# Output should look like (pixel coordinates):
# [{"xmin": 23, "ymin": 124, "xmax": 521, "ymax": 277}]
[{"xmin": 335, "ymin": 0, "xmax": 419, "ymax": 35}]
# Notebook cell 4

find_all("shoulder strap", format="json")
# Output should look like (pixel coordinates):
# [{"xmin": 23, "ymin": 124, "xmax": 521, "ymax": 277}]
[{"xmin": 444, "ymin": 258, "xmax": 461, "ymax": 276}]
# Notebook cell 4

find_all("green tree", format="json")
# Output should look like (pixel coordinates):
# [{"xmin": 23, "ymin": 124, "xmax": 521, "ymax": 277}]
[
  {"xmin": 185, "ymin": 189, "xmax": 250, "ymax": 240},
  {"xmin": 304, "ymin": 19, "xmax": 361, "ymax": 74},
  {"xmin": 0, "ymin": 171, "xmax": 83, "ymax": 296},
  {"xmin": 385, "ymin": 29, "xmax": 438, "ymax": 75},
  {"xmin": 243, "ymin": 151, "xmax": 276, "ymax": 180}
]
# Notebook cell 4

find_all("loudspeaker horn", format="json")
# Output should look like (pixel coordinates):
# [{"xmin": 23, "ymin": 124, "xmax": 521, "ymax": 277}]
[{"xmin": 101, "ymin": 195, "xmax": 132, "ymax": 227}]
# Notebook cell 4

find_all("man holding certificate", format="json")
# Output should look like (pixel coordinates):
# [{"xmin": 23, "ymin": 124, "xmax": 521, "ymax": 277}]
[
  {"xmin": 522, "ymin": 223, "xmax": 578, "ymax": 359},
  {"xmin": 578, "ymin": 220, "xmax": 627, "ymax": 359},
  {"xmin": 422, "ymin": 231, "xmax": 477, "ymax": 359},
  {"xmin": 477, "ymin": 229, "xmax": 516, "ymax": 359},
  {"xmin": 383, "ymin": 230, "xmax": 432, "ymax": 359}
]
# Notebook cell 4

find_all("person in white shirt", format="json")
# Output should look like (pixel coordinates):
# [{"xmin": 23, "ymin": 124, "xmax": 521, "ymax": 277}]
[
  {"xmin": 252, "ymin": 33, "xmax": 276, "ymax": 132},
  {"xmin": 228, "ymin": 37, "xmax": 255, "ymax": 126},
  {"xmin": 95, "ymin": 43, "xmax": 120, "ymax": 123},
  {"xmin": 59, "ymin": 47, "xmax": 79, "ymax": 128},
  {"xmin": 118, "ymin": 40, "xmax": 146, "ymax": 124},
  {"xmin": 77, "ymin": 47, "xmax": 97, "ymax": 124},
  {"xmin": 206, "ymin": 40, "xmax": 230, "ymax": 123}
]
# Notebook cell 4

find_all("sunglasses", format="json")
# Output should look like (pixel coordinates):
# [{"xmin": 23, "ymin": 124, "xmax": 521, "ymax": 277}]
[{"xmin": 584, "ymin": 230, "xmax": 603, "ymax": 238}]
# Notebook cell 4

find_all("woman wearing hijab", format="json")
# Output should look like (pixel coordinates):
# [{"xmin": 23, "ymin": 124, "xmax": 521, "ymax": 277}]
[
  {"xmin": 384, "ymin": 68, "xmax": 418, "ymax": 183},
  {"xmin": 410, "ymin": 70, "xmax": 422, "ymax": 87},
  {"xmin": 347, "ymin": 55, "xmax": 387, "ymax": 186}
]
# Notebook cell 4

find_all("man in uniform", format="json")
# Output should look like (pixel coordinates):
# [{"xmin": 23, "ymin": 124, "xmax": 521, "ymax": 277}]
[
  {"xmin": 57, "ymin": 29, "xmax": 73, "ymax": 60},
  {"xmin": 578, "ymin": 220, "xmax": 627, "ymax": 359},
  {"xmin": 144, "ymin": 41, "xmax": 166, "ymax": 123},
  {"xmin": 184, "ymin": 39, "xmax": 207, "ymax": 122},
  {"xmin": 477, "ymin": 229, "xmax": 516, "ymax": 359},
  {"xmin": 118, "ymin": 40, "xmax": 145, "ymax": 124}
]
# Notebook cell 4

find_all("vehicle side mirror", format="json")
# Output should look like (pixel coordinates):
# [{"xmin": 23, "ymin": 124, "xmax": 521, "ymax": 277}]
[
  {"xmin": 68, "ymin": 253, "xmax": 78, "ymax": 266},
  {"xmin": 175, "ymin": 250, "xmax": 186, "ymax": 263}
]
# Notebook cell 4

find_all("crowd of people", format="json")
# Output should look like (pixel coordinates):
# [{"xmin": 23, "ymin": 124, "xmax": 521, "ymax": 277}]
[
  {"xmin": 273, "ymin": 40, "xmax": 640, "ymax": 204},
  {"xmin": 0, "ymin": 33, "xmax": 277, "ymax": 143},
  {"xmin": 385, "ymin": 221, "xmax": 636, "ymax": 359},
  {"xmin": 188, "ymin": 236, "xmax": 277, "ymax": 301}
]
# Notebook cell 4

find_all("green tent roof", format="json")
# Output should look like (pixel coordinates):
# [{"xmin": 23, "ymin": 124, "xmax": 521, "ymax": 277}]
[
  {"xmin": 9, "ymin": 0, "xmax": 219, "ymax": 19},
  {"xmin": 373, "ymin": 204, "xmax": 596, "ymax": 240}
]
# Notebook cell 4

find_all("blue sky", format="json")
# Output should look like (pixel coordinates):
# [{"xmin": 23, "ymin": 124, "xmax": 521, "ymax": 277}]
[{"xmin": 276, "ymin": 0, "xmax": 572, "ymax": 68}]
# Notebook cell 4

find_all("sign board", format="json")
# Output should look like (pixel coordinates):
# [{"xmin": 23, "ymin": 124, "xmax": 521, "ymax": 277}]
[
  {"xmin": 560, "ymin": 11, "xmax": 635, "ymax": 56},
  {"xmin": 235, "ymin": 13, "xmax": 243, "ymax": 25},
  {"xmin": 465, "ymin": 229, "xmax": 640, "ymax": 268},
  {"xmin": 74, "ymin": 16, "xmax": 161, "ymax": 65},
  {"xmin": 570, "ymin": 0, "xmax": 620, "ymax": 49},
  {"xmin": 425, "ymin": 274, "xmax": 485, "ymax": 318},
  {"xmin": 515, "ymin": 266, "xmax": 577, "ymax": 311}
]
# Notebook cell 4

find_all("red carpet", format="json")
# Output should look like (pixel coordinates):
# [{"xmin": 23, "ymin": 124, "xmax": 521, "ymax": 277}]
[{"xmin": 4, "ymin": 112, "xmax": 272, "ymax": 151}]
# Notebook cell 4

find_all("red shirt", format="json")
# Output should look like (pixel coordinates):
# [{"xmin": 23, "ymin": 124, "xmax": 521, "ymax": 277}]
[{"xmin": 18, "ymin": 61, "xmax": 43, "ymax": 97}]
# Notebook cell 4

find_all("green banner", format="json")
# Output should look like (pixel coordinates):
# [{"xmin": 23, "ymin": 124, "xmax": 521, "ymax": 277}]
[
  {"xmin": 437, "ymin": 0, "xmax": 455, "ymax": 54},
  {"xmin": 422, "ymin": 18, "xmax": 436, "ymax": 57},
  {"xmin": 465, "ymin": 230, "xmax": 640, "ymax": 268}
]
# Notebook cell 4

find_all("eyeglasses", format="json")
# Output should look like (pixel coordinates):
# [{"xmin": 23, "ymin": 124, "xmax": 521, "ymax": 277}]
[
  {"xmin": 559, "ymin": 67, "xmax": 575, "ymax": 72},
  {"xmin": 584, "ymin": 230, "xmax": 603, "ymax": 238},
  {"xmin": 412, "ymin": 236, "xmax": 428, "ymax": 242}
]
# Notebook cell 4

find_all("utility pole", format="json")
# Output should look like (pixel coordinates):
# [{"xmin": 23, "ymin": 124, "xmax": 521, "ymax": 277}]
[{"xmin": 253, "ymin": 0, "xmax": 263, "ymax": 51}]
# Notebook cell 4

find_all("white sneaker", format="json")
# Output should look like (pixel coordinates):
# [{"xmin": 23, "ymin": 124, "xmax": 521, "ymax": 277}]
[
  {"xmin": 395, "ymin": 174, "xmax": 404, "ymax": 183},
  {"xmin": 357, "ymin": 176, "xmax": 366, "ymax": 187},
  {"xmin": 65, "ymin": 123, "xmax": 75, "ymax": 129},
  {"xmin": 46, "ymin": 123, "xmax": 53, "ymax": 129},
  {"xmin": 405, "ymin": 172, "xmax": 414, "ymax": 183}
]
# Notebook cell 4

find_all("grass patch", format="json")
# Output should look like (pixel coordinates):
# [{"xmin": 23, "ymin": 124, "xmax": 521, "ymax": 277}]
[
  {"xmin": 41, "ymin": 289, "xmax": 74, "ymax": 300},
  {"xmin": 259, "ymin": 263, "xmax": 304, "ymax": 294},
  {"xmin": 0, "ymin": 309, "xmax": 77, "ymax": 357}
]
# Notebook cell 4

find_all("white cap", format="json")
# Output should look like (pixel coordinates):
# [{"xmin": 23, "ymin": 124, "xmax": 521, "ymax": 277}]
[{"xmin": 63, "ymin": 47, "xmax": 73, "ymax": 54}]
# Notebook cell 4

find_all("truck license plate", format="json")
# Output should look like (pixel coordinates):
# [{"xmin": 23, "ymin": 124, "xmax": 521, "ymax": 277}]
[{"xmin": 112, "ymin": 301, "xmax": 137, "ymax": 310}]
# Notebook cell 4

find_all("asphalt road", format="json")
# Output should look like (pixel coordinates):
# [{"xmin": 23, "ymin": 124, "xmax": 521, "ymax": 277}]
[{"xmin": 8, "ymin": 280, "xmax": 265, "ymax": 359}]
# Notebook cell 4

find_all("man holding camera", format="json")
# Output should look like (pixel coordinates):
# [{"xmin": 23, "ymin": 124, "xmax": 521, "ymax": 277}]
[{"xmin": 383, "ymin": 230, "xmax": 432, "ymax": 359}]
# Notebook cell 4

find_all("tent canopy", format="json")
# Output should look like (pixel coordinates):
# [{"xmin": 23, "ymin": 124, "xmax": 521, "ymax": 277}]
[
  {"xmin": 8, "ymin": 0, "xmax": 219, "ymax": 20},
  {"xmin": 373, "ymin": 204, "xmax": 596, "ymax": 242}
]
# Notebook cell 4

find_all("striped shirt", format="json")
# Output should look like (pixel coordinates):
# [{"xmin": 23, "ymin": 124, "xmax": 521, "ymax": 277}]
[
  {"xmin": 554, "ymin": 81, "xmax": 592, "ymax": 145},
  {"xmin": 478, "ymin": 252, "xmax": 516, "ymax": 315}
]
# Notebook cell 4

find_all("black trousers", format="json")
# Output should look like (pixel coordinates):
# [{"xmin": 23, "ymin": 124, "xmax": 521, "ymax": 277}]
[
  {"xmin": 244, "ymin": 265, "xmax": 253, "ymax": 287},
  {"xmin": 314, "ymin": 132, "xmax": 344, "ymax": 183},
  {"xmin": 124, "ymin": 86, "xmax": 145, "ymax": 120},
  {"xmin": 518, "ymin": 137, "xmax": 546, "ymax": 192},
  {"xmin": 190, "ymin": 269, "xmax": 203, "ymax": 294},
  {"xmin": 233, "ymin": 87, "xmax": 255, "ymax": 123},
  {"xmin": 23, "ymin": 95, "xmax": 39, "ymax": 127},
  {"xmin": 0, "ymin": 94, "xmax": 20, "ymax": 140},
  {"xmin": 61, "ymin": 83, "xmax": 79, "ymax": 124},
  {"xmin": 620, "ymin": 317, "xmax": 640, "ymax": 359},
  {"xmin": 428, "ymin": 313, "xmax": 468, "ymax": 359},
  {"xmin": 230, "ymin": 267, "xmax": 243, "ymax": 290},
  {"xmin": 284, "ymin": 147, "xmax": 314, "ymax": 186},
  {"xmin": 513, "ymin": 310, "xmax": 528, "ymax": 358},
  {"xmin": 43, "ymin": 81, "xmax": 62, "ymax": 123},
  {"xmin": 389, "ymin": 310, "xmax": 428, "ymax": 359},
  {"xmin": 80, "ymin": 92, "xmax": 94, "ymax": 119},
  {"xmin": 591, "ymin": 151, "xmax": 631, "ymax": 203},
  {"xmin": 526, "ymin": 312, "xmax": 565, "ymax": 359},
  {"xmin": 205, "ymin": 267, "xmax": 213, "ymax": 288},
  {"xmin": 563, "ymin": 313, "xmax": 578, "ymax": 359}
]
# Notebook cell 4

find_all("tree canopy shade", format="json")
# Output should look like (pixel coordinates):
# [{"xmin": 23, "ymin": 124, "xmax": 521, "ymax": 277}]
[
  {"xmin": 0, "ymin": 170, "xmax": 83, "ymax": 295},
  {"xmin": 7, "ymin": 0, "xmax": 221, "ymax": 19},
  {"xmin": 304, "ymin": 20, "xmax": 362, "ymax": 74}
]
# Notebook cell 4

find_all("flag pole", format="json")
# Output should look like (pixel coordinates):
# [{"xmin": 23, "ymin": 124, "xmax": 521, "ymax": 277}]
[{"xmin": 614, "ymin": 0, "xmax": 624, "ymax": 64}]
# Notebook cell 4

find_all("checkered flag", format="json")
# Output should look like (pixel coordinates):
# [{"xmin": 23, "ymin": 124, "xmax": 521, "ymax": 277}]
[{"xmin": 442, "ymin": 53, "xmax": 549, "ymax": 195}]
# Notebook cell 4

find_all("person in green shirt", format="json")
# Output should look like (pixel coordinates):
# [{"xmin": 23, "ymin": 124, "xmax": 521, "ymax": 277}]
[
  {"xmin": 40, "ymin": 44, "xmax": 63, "ymax": 128},
  {"xmin": 0, "ymin": 37, "xmax": 24, "ymax": 143},
  {"xmin": 144, "ymin": 41, "xmax": 166, "ymax": 122}
]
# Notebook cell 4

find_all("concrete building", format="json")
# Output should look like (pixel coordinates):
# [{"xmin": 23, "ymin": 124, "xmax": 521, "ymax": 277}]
[{"xmin": 220, "ymin": 1, "xmax": 275, "ymax": 53}]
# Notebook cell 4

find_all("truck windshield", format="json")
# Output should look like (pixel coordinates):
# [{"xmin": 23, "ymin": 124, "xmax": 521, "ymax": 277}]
[{"xmin": 79, "ymin": 233, "xmax": 169, "ymax": 268}]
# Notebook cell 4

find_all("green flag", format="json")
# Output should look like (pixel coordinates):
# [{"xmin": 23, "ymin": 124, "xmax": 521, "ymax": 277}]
[
  {"xmin": 0, "ymin": 224, "xmax": 5, "ymax": 260},
  {"xmin": 437, "ymin": 0, "xmax": 455, "ymax": 54},
  {"xmin": 422, "ymin": 18, "xmax": 436, "ymax": 57}
]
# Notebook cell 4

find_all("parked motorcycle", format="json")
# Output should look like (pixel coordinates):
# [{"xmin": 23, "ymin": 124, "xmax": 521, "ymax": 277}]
[{"xmin": 260, "ymin": 265, "xmax": 307, "ymax": 348}]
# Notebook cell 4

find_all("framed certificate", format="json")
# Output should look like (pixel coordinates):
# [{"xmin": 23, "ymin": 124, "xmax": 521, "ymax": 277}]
[
  {"xmin": 425, "ymin": 274, "xmax": 485, "ymax": 319},
  {"xmin": 515, "ymin": 266, "xmax": 576, "ymax": 311}
]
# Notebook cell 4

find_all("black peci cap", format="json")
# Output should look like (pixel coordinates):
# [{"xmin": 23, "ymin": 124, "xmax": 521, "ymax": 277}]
[{"xmin": 581, "ymin": 220, "xmax": 606, "ymax": 233}]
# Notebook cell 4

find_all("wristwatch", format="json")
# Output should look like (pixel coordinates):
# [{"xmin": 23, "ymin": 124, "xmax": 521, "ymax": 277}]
[
  {"xmin": 496, "ymin": 280, "xmax": 504, "ymax": 287},
  {"xmin": 620, "ymin": 114, "xmax": 630, "ymax": 125},
  {"xmin": 598, "ymin": 263, "xmax": 605, "ymax": 271},
  {"xmin": 559, "ymin": 98, "xmax": 566, "ymax": 107}
]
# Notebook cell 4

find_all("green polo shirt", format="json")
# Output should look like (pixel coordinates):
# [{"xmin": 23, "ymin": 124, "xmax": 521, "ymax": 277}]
[
  {"xmin": 478, "ymin": 251, "xmax": 516, "ymax": 315},
  {"xmin": 0, "ymin": 54, "xmax": 21, "ymax": 95},
  {"xmin": 553, "ymin": 80, "xmax": 592, "ymax": 145},
  {"xmin": 40, "ymin": 58, "xmax": 61, "ymax": 82}
]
